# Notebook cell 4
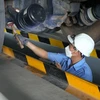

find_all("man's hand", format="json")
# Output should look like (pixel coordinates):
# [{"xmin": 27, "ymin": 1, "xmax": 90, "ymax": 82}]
[
  {"xmin": 55, "ymin": 63, "xmax": 62, "ymax": 70},
  {"xmin": 14, "ymin": 34, "xmax": 29, "ymax": 45},
  {"xmin": 7, "ymin": 22, "xmax": 25, "ymax": 49}
]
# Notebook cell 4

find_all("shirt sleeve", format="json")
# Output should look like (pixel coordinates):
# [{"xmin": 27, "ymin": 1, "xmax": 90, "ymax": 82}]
[{"xmin": 47, "ymin": 52, "xmax": 67, "ymax": 63}]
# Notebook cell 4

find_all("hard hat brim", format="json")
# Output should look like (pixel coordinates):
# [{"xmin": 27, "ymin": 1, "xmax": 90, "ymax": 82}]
[{"xmin": 67, "ymin": 35, "xmax": 74, "ymax": 44}]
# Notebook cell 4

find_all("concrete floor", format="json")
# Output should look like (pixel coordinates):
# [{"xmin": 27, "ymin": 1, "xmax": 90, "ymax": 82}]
[{"xmin": 0, "ymin": 54, "xmax": 79, "ymax": 100}]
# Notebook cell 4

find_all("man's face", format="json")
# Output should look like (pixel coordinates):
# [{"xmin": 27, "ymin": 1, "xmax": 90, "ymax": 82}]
[
  {"xmin": 69, "ymin": 44, "xmax": 79, "ymax": 56},
  {"xmin": 69, "ymin": 44, "xmax": 77, "ymax": 50}
]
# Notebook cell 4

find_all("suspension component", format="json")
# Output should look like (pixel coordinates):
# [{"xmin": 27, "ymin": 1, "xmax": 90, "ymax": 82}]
[{"xmin": 76, "ymin": 4, "xmax": 100, "ymax": 26}]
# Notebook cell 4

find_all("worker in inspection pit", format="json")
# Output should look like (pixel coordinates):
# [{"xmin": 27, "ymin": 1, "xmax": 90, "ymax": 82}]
[{"xmin": 14, "ymin": 33, "xmax": 95, "ymax": 82}]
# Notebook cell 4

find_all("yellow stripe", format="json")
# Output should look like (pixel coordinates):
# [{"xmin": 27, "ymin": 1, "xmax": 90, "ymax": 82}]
[
  {"xmin": 2, "ymin": 46, "xmax": 15, "ymax": 58},
  {"xmin": 13, "ymin": 30, "xmax": 21, "ymax": 34},
  {"xmin": 49, "ymin": 38, "xmax": 64, "ymax": 48},
  {"xmin": 26, "ymin": 55, "xmax": 46, "ymax": 74},
  {"xmin": 28, "ymin": 33, "xmax": 39, "ymax": 41},
  {"xmin": 90, "ymin": 49, "xmax": 98, "ymax": 58},
  {"xmin": 4, "ymin": 29, "xmax": 7, "ymax": 33},
  {"xmin": 16, "ymin": 30, "xmax": 21, "ymax": 34},
  {"xmin": 65, "ymin": 72, "xmax": 100, "ymax": 99}
]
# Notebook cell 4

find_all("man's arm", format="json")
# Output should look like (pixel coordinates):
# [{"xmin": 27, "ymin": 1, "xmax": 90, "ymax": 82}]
[
  {"xmin": 14, "ymin": 34, "xmax": 48, "ymax": 59},
  {"xmin": 26, "ymin": 41, "xmax": 48, "ymax": 59},
  {"xmin": 15, "ymin": 34, "xmax": 65, "ymax": 69}
]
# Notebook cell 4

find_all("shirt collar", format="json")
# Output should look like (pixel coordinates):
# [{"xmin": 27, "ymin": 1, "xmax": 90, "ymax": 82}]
[{"xmin": 73, "ymin": 57, "xmax": 86, "ymax": 71}]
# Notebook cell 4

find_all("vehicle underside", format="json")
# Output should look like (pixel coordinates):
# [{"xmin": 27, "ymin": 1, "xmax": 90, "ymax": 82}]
[{"xmin": 4, "ymin": 0, "xmax": 100, "ymax": 44}]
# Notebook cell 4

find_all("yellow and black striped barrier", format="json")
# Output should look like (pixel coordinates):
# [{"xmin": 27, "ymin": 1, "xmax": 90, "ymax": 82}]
[
  {"xmin": 2, "ymin": 45, "xmax": 100, "ymax": 100},
  {"xmin": 3, "ymin": 28, "xmax": 100, "ymax": 100},
  {"xmin": 4, "ymin": 28, "xmax": 99, "ymax": 58},
  {"xmin": 5, "ymin": 28, "xmax": 68, "ymax": 48}
]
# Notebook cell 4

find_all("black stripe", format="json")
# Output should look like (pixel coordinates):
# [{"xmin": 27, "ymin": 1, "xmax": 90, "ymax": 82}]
[
  {"xmin": 63, "ymin": 42, "xmax": 69, "ymax": 48},
  {"xmin": 13, "ymin": 50, "xmax": 28, "ymax": 63},
  {"xmin": 6, "ymin": 28, "xmax": 13, "ymax": 34},
  {"xmin": 43, "ymin": 74, "xmax": 68, "ymax": 90},
  {"xmin": 98, "ymin": 87, "xmax": 100, "ymax": 92},
  {"xmin": 44, "ymin": 62, "xmax": 68, "ymax": 83},
  {"xmin": 21, "ymin": 31, "xmax": 29, "ymax": 38},
  {"xmin": 6, "ymin": 28, "xmax": 29, "ymax": 38},
  {"xmin": 39, "ymin": 58, "xmax": 68, "ymax": 83},
  {"xmin": 96, "ymin": 50, "xmax": 100, "ymax": 58},
  {"xmin": 38, "ymin": 36, "xmax": 50, "ymax": 44}
]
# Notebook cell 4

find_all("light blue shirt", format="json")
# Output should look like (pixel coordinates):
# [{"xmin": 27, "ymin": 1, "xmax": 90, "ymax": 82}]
[{"xmin": 48, "ymin": 52, "xmax": 93, "ymax": 82}]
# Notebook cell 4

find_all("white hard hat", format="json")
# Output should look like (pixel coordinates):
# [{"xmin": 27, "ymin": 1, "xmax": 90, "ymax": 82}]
[{"xmin": 67, "ymin": 33, "xmax": 95, "ymax": 57}]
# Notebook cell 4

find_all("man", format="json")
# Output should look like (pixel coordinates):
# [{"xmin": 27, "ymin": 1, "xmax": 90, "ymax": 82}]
[{"xmin": 15, "ymin": 33, "xmax": 95, "ymax": 82}]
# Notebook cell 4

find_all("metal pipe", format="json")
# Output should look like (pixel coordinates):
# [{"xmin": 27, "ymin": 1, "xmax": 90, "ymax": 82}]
[
  {"xmin": 61, "ymin": 20, "xmax": 100, "ymax": 44},
  {"xmin": 87, "ymin": 21, "xmax": 100, "ymax": 43}
]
